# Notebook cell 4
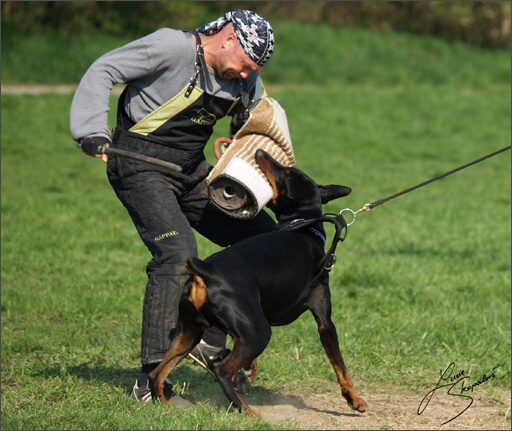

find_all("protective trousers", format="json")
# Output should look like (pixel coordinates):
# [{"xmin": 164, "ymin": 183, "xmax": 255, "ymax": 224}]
[{"xmin": 106, "ymin": 130, "xmax": 276, "ymax": 364}]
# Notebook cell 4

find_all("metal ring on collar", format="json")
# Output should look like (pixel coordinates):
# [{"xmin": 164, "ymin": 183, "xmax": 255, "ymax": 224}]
[{"xmin": 339, "ymin": 208, "xmax": 356, "ymax": 226}]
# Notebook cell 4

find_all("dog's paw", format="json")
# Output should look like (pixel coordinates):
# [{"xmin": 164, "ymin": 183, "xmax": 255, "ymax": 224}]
[
  {"xmin": 348, "ymin": 398, "xmax": 368, "ymax": 413},
  {"xmin": 355, "ymin": 401, "xmax": 368, "ymax": 413},
  {"xmin": 342, "ymin": 388, "xmax": 368, "ymax": 413}
]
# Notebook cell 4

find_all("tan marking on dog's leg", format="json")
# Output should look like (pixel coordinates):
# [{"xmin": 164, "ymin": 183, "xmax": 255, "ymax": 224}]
[
  {"xmin": 317, "ymin": 322, "xmax": 368, "ymax": 412},
  {"xmin": 246, "ymin": 406, "xmax": 263, "ymax": 419},
  {"xmin": 331, "ymin": 362, "xmax": 368, "ymax": 412},
  {"xmin": 248, "ymin": 357, "xmax": 259, "ymax": 384},
  {"xmin": 150, "ymin": 334, "xmax": 193, "ymax": 405}
]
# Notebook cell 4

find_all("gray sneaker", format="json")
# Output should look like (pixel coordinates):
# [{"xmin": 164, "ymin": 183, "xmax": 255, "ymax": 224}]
[
  {"xmin": 188, "ymin": 341, "xmax": 231, "ymax": 371},
  {"xmin": 132, "ymin": 377, "xmax": 192, "ymax": 407}
]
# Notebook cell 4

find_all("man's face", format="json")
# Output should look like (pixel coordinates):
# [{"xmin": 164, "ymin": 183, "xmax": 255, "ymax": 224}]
[{"xmin": 215, "ymin": 34, "xmax": 261, "ymax": 80}]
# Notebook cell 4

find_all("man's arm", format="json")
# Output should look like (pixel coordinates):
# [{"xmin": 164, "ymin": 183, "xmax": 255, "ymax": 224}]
[
  {"xmin": 69, "ymin": 28, "xmax": 185, "ymax": 145},
  {"xmin": 70, "ymin": 39, "xmax": 153, "ymax": 144}
]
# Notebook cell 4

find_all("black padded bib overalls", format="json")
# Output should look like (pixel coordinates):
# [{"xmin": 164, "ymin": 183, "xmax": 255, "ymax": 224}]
[{"xmin": 106, "ymin": 35, "xmax": 276, "ymax": 364}]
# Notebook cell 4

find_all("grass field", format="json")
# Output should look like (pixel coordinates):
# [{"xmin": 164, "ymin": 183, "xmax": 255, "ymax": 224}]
[{"xmin": 1, "ymin": 19, "xmax": 510, "ymax": 430}]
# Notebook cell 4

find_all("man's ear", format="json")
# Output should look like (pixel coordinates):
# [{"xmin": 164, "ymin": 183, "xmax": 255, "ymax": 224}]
[
  {"xmin": 222, "ymin": 31, "xmax": 238, "ymax": 49},
  {"xmin": 318, "ymin": 184, "xmax": 352, "ymax": 204}
]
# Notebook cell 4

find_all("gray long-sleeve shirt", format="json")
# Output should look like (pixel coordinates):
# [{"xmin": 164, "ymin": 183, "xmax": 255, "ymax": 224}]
[{"xmin": 70, "ymin": 28, "xmax": 262, "ymax": 143}]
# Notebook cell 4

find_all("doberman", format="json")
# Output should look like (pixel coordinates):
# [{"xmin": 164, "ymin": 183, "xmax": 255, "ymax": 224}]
[{"xmin": 148, "ymin": 149, "xmax": 368, "ymax": 417}]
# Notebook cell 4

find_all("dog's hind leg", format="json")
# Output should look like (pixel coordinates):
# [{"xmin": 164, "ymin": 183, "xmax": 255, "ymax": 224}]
[
  {"xmin": 308, "ymin": 280, "xmax": 368, "ymax": 413},
  {"xmin": 149, "ymin": 298, "xmax": 207, "ymax": 405}
]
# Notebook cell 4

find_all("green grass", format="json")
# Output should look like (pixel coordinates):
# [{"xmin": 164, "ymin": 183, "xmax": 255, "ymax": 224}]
[
  {"xmin": 1, "ymin": 21, "xmax": 510, "ymax": 430},
  {"xmin": 2, "ymin": 19, "xmax": 510, "ymax": 87},
  {"xmin": 1, "ymin": 24, "xmax": 136, "ymax": 85}
]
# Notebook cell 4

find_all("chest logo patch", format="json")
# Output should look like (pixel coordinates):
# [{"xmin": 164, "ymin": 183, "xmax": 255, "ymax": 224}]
[{"xmin": 191, "ymin": 108, "xmax": 217, "ymax": 126}]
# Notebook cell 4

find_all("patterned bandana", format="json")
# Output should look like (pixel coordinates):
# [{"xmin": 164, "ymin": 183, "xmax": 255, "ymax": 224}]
[{"xmin": 196, "ymin": 9, "xmax": 275, "ymax": 66}]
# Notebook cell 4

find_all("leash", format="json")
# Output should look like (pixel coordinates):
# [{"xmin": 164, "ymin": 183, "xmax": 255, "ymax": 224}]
[
  {"xmin": 339, "ymin": 145, "xmax": 511, "ymax": 227},
  {"xmin": 283, "ymin": 145, "xmax": 510, "ymax": 284}
]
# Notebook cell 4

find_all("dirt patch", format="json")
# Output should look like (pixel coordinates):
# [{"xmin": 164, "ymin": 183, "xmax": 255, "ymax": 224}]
[
  {"xmin": 250, "ymin": 389, "xmax": 510, "ymax": 430},
  {"xmin": 186, "ymin": 372, "xmax": 510, "ymax": 430},
  {"xmin": 1, "ymin": 84, "xmax": 77, "ymax": 94},
  {"xmin": 1, "ymin": 84, "xmax": 124, "ymax": 95},
  {"xmin": 202, "ymin": 381, "xmax": 510, "ymax": 430}
]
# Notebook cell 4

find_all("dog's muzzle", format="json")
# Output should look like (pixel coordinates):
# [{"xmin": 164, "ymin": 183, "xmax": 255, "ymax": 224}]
[{"xmin": 207, "ymin": 97, "xmax": 296, "ymax": 219}]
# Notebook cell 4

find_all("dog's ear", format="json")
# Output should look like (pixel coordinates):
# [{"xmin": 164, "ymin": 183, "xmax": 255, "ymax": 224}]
[{"xmin": 318, "ymin": 184, "xmax": 352, "ymax": 204}]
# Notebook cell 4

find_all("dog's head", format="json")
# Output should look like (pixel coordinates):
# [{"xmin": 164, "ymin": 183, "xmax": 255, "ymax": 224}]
[{"xmin": 255, "ymin": 149, "xmax": 351, "ymax": 221}]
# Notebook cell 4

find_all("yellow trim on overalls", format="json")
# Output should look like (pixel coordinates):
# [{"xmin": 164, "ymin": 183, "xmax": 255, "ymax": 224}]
[
  {"xmin": 129, "ymin": 85, "xmax": 204, "ymax": 136},
  {"xmin": 260, "ymin": 78, "xmax": 268, "ymax": 97}
]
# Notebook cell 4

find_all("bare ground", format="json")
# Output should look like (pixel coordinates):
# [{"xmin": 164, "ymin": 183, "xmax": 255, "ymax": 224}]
[
  {"xmin": 198, "ymin": 380, "xmax": 510, "ymax": 430},
  {"xmin": 1, "ymin": 84, "xmax": 77, "ymax": 94},
  {"xmin": 1, "ymin": 84, "xmax": 124, "ymax": 95},
  {"xmin": 250, "ymin": 388, "xmax": 511, "ymax": 430}
]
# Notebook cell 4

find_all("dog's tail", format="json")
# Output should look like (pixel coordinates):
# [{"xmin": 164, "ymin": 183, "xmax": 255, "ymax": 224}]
[{"xmin": 186, "ymin": 257, "xmax": 215, "ymax": 279}]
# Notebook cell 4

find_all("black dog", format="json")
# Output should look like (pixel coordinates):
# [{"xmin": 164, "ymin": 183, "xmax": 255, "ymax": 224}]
[{"xmin": 149, "ymin": 149, "xmax": 368, "ymax": 417}]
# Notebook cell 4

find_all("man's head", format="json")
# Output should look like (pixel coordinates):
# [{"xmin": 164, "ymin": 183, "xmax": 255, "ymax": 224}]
[{"xmin": 196, "ymin": 10, "xmax": 275, "ymax": 71}]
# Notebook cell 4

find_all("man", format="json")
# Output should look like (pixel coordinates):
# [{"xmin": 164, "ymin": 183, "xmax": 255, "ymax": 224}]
[{"xmin": 70, "ymin": 10, "xmax": 276, "ymax": 404}]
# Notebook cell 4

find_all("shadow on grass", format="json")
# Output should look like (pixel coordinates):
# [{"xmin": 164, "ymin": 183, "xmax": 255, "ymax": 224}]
[
  {"xmin": 32, "ymin": 360, "xmax": 359, "ymax": 417},
  {"xmin": 33, "ymin": 361, "xmax": 142, "ymax": 395}
]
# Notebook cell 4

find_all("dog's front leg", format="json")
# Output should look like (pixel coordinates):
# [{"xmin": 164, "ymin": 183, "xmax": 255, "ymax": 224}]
[
  {"xmin": 214, "ymin": 336, "xmax": 269, "ymax": 418},
  {"xmin": 309, "ymin": 285, "xmax": 368, "ymax": 413},
  {"xmin": 320, "ymin": 325, "xmax": 368, "ymax": 413},
  {"xmin": 214, "ymin": 361, "xmax": 261, "ymax": 417}
]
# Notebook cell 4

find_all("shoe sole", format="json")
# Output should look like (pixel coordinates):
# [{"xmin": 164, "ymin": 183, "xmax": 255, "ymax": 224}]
[{"xmin": 187, "ymin": 352, "xmax": 252, "ymax": 393}]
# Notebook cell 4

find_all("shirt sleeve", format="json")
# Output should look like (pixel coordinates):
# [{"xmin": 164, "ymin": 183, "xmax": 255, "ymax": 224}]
[{"xmin": 69, "ymin": 28, "xmax": 177, "ymax": 142}]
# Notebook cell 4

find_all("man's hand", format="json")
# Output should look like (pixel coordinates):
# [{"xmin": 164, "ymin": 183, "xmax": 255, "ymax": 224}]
[{"xmin": 78, "ymin": 136, "xmax": 110, "ymax": 162}]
